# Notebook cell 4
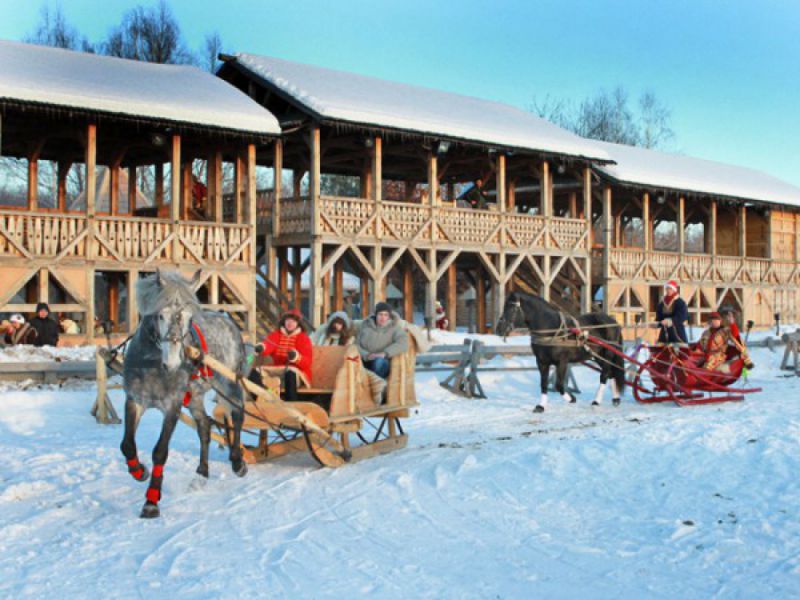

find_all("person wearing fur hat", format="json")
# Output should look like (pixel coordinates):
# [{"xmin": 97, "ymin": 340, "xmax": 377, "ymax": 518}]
[
  {"xmin": 697, "ymin": 312, "xmax": 735, "ymax": 371},
  {"xmin": 311, "ymin": 311, "xmax": 353, "ymax": 346},
  {"xmin": 255, "ymin": 309, "xmax": 313, "ymax": 401},
  {"xmin": 356, "ymin": 301, "xmax": 409, "ymax": 379},
  {"xmin": 4, "ymin": 314, "xmax": 38, "ymax": 345},
  {"xmin": 435, "ymin": 300, "xmax": 449, "ymax": 330},
  {"xmin": 654, "ymin": 280, "xmax": 688, "ymax": 344},
  {"xmin": 29, "ymin": 302, "xmax": 59, "ymax": 347}
]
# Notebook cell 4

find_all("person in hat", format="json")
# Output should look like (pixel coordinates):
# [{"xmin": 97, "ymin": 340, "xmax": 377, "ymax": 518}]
[
  {"xmin": 356, "ymin": 301, "xmax": 409, "ymax": 379},
  {"xmin": 697, "ymin": 312, "xmax": 735, "ymax": 371},
  {"xmin": 719, "ymin": 306, "xmax": 755, "ymax": 369},
  {"xmin": 435, "ymin": 300, "xmax": 449, "ymax": 330},
  {"xmin": 3, "ymin": 314, "xmax": 38, "ymax": 345},
  {"xmin": 29, "ymin": 302, "xmax": 59, "ymax": 347},
  {"xmin": 254, "ymin": 309, "xmax": 313, "ymax": 401},
  {"xmin": 654, "ymin": 280, "xmax": 688, "ymax": 344},
  {"xmin": 311, "ymin": 311, "xmax": 353, "ymax": 346}
]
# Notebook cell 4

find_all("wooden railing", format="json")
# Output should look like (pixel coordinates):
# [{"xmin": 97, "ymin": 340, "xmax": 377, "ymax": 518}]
[
  {"xmin": 0, "ymin": 211, "xmax": 87, "ymax": 258},
  {"xmin": 603, "ymin": 248, "xmax": 799, "ymax": 285},
  {"xmin": 0, "ymin": 209, "xmax": 253, "ymax": 266},
  {"xmin": 274, "ymin": 195, "xmax": 590, "ymax": 251}
]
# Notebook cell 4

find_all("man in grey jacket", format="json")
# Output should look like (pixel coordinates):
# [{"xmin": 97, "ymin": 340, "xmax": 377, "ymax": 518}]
[{"xmin": 356, "ymin": 302, "xmax": 409, "ymax": 379}]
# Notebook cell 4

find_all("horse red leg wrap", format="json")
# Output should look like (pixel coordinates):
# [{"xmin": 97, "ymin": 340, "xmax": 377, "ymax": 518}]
[
  {"xmin": 127, "ymin": 457, "xmax": 145, "ymax": 481},
  {"xmin": 146, "ymin": 464, "xmax": 165, "ymax": 504}
]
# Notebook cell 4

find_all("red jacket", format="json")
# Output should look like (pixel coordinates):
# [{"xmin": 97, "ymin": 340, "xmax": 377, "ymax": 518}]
[{"xmin": 260, "ymin": 328, "xmax": 313, "ymax": 385}]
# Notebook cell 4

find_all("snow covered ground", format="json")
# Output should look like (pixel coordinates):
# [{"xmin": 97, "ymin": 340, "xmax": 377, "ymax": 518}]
[{"xmin": 1, "ymin": 334, "xmax": 799, "ymax": 599}]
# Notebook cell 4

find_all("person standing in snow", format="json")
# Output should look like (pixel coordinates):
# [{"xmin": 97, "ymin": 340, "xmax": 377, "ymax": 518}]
[
  {"xmin": 3, "ymin": 314, "xmax": 38, "ymax": 345},
  {"xmin": 653, "ymin": 280, "xmax": 688, "ymax": 344},
  {"xmin": 356, "ymin": 302, "xmax": 409, "ymax": 379},
  {"xmin": 435, "ymin": 300, "xmax": 449, "ymax": 330},
  {"xmin": 29, "ymin": 303, "xmax": 59, "ymax": 347},
  {"xmin": 311, "ymin": 311, "xmax": 353, "ymax": 346},
  {"xmin": 254, "ymin": 309, "xmax": 313, "ymax": 401}
]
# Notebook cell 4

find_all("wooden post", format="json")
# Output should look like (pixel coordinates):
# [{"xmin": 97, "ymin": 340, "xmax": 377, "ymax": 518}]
[
  {"xmin": 170, "ymin": 135, "xmax": 181, "ymax": 263},
  {"xmin": 739, "ymin": 205, "xmax": 747, "ymax": 256},
  {"xmin": 153, "ymin": 163, "xmax": 162, "ymax": 211},
  {"xmin": 360, "ymin": 276, "xmax": 369, "ymax": 318},
  {"xmin": 372, "ymin": 136, "xmax": 382, "ymax": 240},
  {"xmin": 109, "ymin": 163, "xmax": 120, "ymax": 215},
  {"xmin": 568, "ymin": 192, "xmax": 577, "ymax": 218},
  {"xmin": 427, "ymin": 153, "xmax": 438, "ymax": 206},
  {"xmin": 583, "ymin": 167, "xmax": 592, "ymax": 248},
  {"xmin": 508, "ymin": 181, "xmax": 516, "ymax": 212},
  {"xmin": 492, "ymin": 253, "xmax": 506, "ymax": 326},
  {"xmin": 38, "ymin": 268, "xmax": 49, "ymax": 309},
  {"xmin": 496, "ymin": 154, "xmax": 506, "ymax": 212},
  {"xmin": 235, "ymin": 152, "xmax": 245, "ymax": 224},
  {"xmin": 447, "ymin": 262, "xmax": 457, "ymax": 331},
  {"xmin": 602, "ymin": 185, "xmax": 612, "ymax": 312},
  {"xmin": 57, "ymin": 161, "xmax": 70, "ymax": 211},
  {"xmin": 476, "ymin": 273, "xmax": 486, "ymax": 334},
  {"xmin": 273, "ymin": 140, "xmax": 283, "ymax": 237},
  {"xmin": 403, "ymin": 259, "xmax": 414, "ymax": 322},
  {"xmin": 642, "ymin": 192, "xmax": 650, "ymax": 251},
  {"xmin": 310, "ymin": 126, "xmax": 321, "ymax": 235},
  {"xmin": 181, "ymin": 162, "xmax": 192, "ymax": 221},
  {"xmin": 247, "ymin": 143, "xmax": 258, "ymax": 337},
  {"xmin": 540, "ymin": 160, "xmax": 551, "ymax": 216},
  {"xmin": 333, "ymin": 260, "xmax": 344, "ymax": 312},
  {"xmin": 425, "ymin": 250, "xmax": 437, "ymax": 328},
  {"xmin": 360, "ymin": 160, "xmax": 372, "ymax": 199},
  {"xmin": 211, "ymin": 151, "xmax": 223, "ymax": 222},
  {"xmin": 85, "ymin": 124, "xmax": 97, "ymax": 342},
  {"xmin": 710, "ymin": 199, "xmax": 718, "ymax": 256},
  {"xmin": 678, "ymin": 196, "xmax": 685, "ymax": 254},
  {"xmin": 27, "ymin": 148, "xmax": 41, "ymax": 211},
  {"xmin": 278, "ymin": 247, "xmax": 289, "ymax": 310},
  {"xmin": 128, "ymin": 268, "xmax": 139, "ymax": 331},
  {"xmin": 322, "ymin": 270, "xmax": 331, "ymax": 321},
  {"xmin": 108, "ymin": 275, "xmax": 119, "ymax": 331}
]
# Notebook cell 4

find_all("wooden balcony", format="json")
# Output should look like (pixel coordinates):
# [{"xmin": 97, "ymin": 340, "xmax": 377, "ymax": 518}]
[
  {"xmin": 0, "ymin": 209, "xmax": 252, "ymax": 267},
  {"xmin": 594, "ymin": 247, "xmax": 799, "ymax": 286},
  {"xmin": 264, "ymin": 195, "xmax": 590, "ymax": 254}
]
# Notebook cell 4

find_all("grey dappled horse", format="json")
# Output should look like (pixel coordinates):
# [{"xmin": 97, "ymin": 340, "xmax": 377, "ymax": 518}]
[
  {"xmin": 120, "ymin": 269, "xmax": 248, "ymax": 518},
  {"xmin": 496, "ymin": 291, "xmax": 626, "ymax": 413}
]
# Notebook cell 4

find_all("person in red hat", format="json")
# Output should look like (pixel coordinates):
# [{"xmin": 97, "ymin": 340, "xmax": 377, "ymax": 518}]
[
  {"xmin": 254, "ymin": 309, "xmax": 312, "ymax": 400},
  {"xmin": 654, "ymin": 280, "xmax": 688, "ymax": 343},
  {"xmin": 697, "ymin": 311, "xmax": 735, "ymax": 371}
]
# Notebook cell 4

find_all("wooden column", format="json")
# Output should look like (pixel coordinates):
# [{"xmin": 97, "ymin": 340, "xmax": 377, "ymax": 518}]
[
  {"xmin": 678, "ymin": 196, "xmax": 685, "ymax": 254},
  {"xmin": 153, "ymin": 163, "xmax": 162, "ymax": 211},
  {"xmin": 602, "ymin": 185, "xmax": 612, "ymax": 312},
  {"xmin": 128, "ymin": 269, "xmax": 139, "ymax": 332},
  {"xmin": 211, "ymin": 151, "xmax": 223, "ymax": 222},
  {"xmin": 739, "ymin": 205, "xmax": 747, "ymax": 256},
  {"xmin": 310, "ymin": 126, "xmax": 321, "ymax": 235},
  {"xmin": 496, "ymin": 154, "xmax": 507, "ymax": 212},
  {"xmin": 308, "ymin": 125, "xmax": 323, "ymax": 328},
  {"xmin": 402, "ymin": 259, "xmax": 414, "ymax": 322},
  {"xmin": 292, "ymin": 247, "xmax": 302, "ymax": 309},
  {"xmin": 108, "ymin": 275, "xmax": 120, "ymax": 331},
  {"xmin": 582, "ymin": 167, "xmax": 593, "ymax": 313},
  {"xmin": 540, "ymin": 160, "xmax": 551, "ymax": 216},
  {"xmin": 360, "ymin": 276, "xmax": 369, "ymax": 318},
  {"xmin": 425, "ymin": 250, "xmax": 437, "ymax": 329},
  {"xmin": 278, "ymin": 248, "xmax": 289, "ymax": 310},
  {"xmin": 38, "ymin": 268, "xmax": 49, "ymax": 310},
  {"xmin": 372, "ymin": 136, "xmax": 382, "ymax": 241},
  {"xmin": 322, "ymin": 270, "xmax": 331, "ymax": 321},
  {"xmin": 447, "ymin": 262, "xmax": 457, "ymax": 331},
  {"xmin": 476, "ymin": 273, "xmax": 486, "ymax": 334},
  {"xmin": 427, "ymin": 154, "xmax": 438, "ymax": 206},
  {"xmin": 273, "ymin": 140, "xmax": 283, "ymax": 237},
  {"xmin": 234, "ymin": 153, "xmax": 245, "ymax": 224},
  {"xmin": 642, "ymin": 192, "xmax": 650, "ymax": 250},
  {"xmin": 492, "ymin": 253, "xmax": 506, "ymax": 326},
  {"xmin": 710, "ymin": 199, "xmax": 718, "ymax": 256},
  {"xmin": 312, "ymin": 239, "xmax": 326, "ymax": 327},
  {"xmin": 109, "ymin": 163, "xmax": 120, "ymax": 215},
  {"xmin": 568, "ymin": 192, "xmax": 577, "ymax": 218},
  {"xmin": 27, "ymin": 151, "xmax": 39, "ymax": 211},
  {"xmin": 181, "ymin": 162, "xmax": 192, "ymax": 220},
  {"xmin": 246, "ymin": 143, "xmax": 258, "ymax": 337},
  {"xmin": 360, "ymin": 160, "xmax": 372, "ymax": 199},
  {"xmin": 333, "ymin": 261, "xmax": 344, "ymax": 312},
  {"xmin": 170, "ymin": 135, "xmax": 181, "ymax": 263},
  {"xmin": 85, "ymin": 124, "xmax": 97, "ymax": 342},
  {"xmin": 508, "ymin": 181, "xmax": 516, "ymax": 212},
  {"xmin": 57, "ymin": 161, "xmax": 70, "ymax": 212}
]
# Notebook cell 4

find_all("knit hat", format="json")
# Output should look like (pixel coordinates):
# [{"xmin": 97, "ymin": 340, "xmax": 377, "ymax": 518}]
[
  {"xmin": 35, "ymin": 302, "xmax": 50, "ymax": 314},
  {"xmin": 708, "ymin": 311, "xmax": 722, "ymax": 321},
  {"xmin": 664, "ymin": 280, "xmax": 679, "ymax": 293},
  {"xmin": 374, "ymin": 302, "xmax": 392, "ymax": 315},
  {"xmin": 10, "ymin": 314, "xmax": 25, "ymax": 325},
  {"xmin": 280, "ymin": 309, "xmax": 304, "ymax": 330}
]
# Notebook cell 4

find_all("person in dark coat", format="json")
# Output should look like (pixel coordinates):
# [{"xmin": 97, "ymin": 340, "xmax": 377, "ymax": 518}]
[
  {"xmin": 29, "ymin": 302, "xmax": 60, "ymax": 347},
  {"xmin": 459, "ymin": 178, "xmax": 489, "ymax": 210},
  {"xmin": 654, "ymin": 280, "xmax": 688, "ymax": 343},
  {"xmin": 3, "ymin": 314, "xmax": 38, "ymax": 345}
]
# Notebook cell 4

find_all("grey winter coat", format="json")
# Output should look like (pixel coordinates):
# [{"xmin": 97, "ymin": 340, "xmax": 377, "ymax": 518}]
[
  {"xmin": 356, "ymin": 311, "xmax": 409, "ymax": 359},
  {"xmin": 311, "ymin": 311, "xmax": 353, "ymax": 346}
]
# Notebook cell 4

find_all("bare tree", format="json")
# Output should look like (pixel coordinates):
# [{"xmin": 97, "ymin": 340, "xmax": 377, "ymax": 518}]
[
  {"xmin": 202, "ymin": 32, "xmax": 224, "ymax": 73},
  {"xmin": 103, "ymin": 0, "xmax": 193, "ymax": 64},
  {"xmin": 638, "ymin": 91, "xmax": 675, "ymax": 149},
  {"xmin": 25, "ymin": 3, "xmax": 94, "ymax": 51}
]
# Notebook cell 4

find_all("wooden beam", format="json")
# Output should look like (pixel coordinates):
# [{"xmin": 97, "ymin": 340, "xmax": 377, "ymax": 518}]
[
  {"xmin": 602, "ymin": 185, "xmax": 612, "ymax": 311},
  {"xmin": 57, "ymin": 161, "xmax": 70, "ymax": 211},
  {"xmin": 496, "ymin": 154, "xmax": 506, "ymax": 212},
  {"xmin": 678, "ymin": 195, "xmax": 685, "ymax": 254},
  {"xmin": 170, "ymin": 134, "xmax": 181, "ymax": 262},
  {"xmin": 109, "ymin": 164, "xmax": 120, "ymax": 215},
  {"xmin": 403, "ymin": 259, "xmax": 414, "ymax": 322},
  {"xmin": 710, "ymin": 198, "xmax": 717, "ymax": 256},
  {"xmin": 427, "ymin": 153, "xmax": 438, "ymax": 206},
  {"xmin": 642, "ymin": 192, "xmax": 650, "ymax": 251},
  {"xmin": 310, "ymin": 126, "xmax": 321, "ymax": 236},
  {"xmin": 476, "ymin": 271, "xmax": 486, "ymax": 334},
  {"xmin": 739, "ymin": 205, "xmax": 747, "ymax": 257},
  {"xmin": 583, "ymin": 167, "xmax": 592, "ymax": 245},
  {"xmin": 372, "ymin": 136, "xmax": 382, "ymax": 239},
  {"xmin": 540, "ymin": 160, "xmax": 551, "ymax": 217},
  {"xmin": 273, "ymin": 140, "xmax": 283, "ymax": 237},
  {"xmin": 447, "ymin": 262, "xmax": 457, "ymax": 331},
  {"xmin": 153, "ymin": 163, "xmax": 162, "ymax": 211},
  {"xmin": 235, "ymin": 152, "xmax": 245, "ymax": 224},
  {"xmin": 333, "ymin": 260, "xmax": 344, "ymax": 312},
  {"xmin": 212, "ymin": 151, "xmax": 223, "ymax": 222},
  {"xmin": 181, "ymin": 161, "xmax": 192, "ymax": 221}
]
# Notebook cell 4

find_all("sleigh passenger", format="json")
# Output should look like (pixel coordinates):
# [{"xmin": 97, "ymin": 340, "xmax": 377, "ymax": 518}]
[
  {"xmin": 697, "ymin": 312, "xmax": 735, "ymax": 372},
  {"xmin": 255, "ymin": 309, "xmax": 313, "ymax": 401}
]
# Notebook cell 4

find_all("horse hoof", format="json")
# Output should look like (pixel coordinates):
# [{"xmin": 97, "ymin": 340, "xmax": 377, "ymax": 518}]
[
  {"xmin": 591, "ymin": 401, "xmax": 600, "ymax": 407},
  {"xmin": 133, "ymin": 465, "xmax": 150, "ymax": 482},
  {"xmin": 533, "ymin": 405, "xmax": 545, "ymax": 413},
  {"xmin": 612, "ymin": 398, "xmax": 621, "ymax": 407},
  {"xmin": 140, "ymin": 502, "xmax": 160, "ymax": 519},
  {"xmin": 569, "ymin": 395, "xmax": 577, "ymax": 404},
  {"xmin": 233, "ymin": 461, "xmax": 248, "ymax": 478},
  {"xmin": 196, "ymin": 465, "xmax": 209, "ymax": 479}
]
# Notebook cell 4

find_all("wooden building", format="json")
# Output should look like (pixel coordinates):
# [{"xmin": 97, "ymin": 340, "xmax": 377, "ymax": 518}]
[
  {"xmin": 591, "ymin": 141, "xmax": 800, "ymax": 331},
  {"xmin": 217, "ymin": 53, "xmax": 610, "ymax": 331},
  {"xmin": 0, "ymin": 41, "xmax": 280, "ymax": 343}
]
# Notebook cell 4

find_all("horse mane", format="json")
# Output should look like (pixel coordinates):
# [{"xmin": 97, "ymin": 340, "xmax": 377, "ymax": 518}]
[
  {"xmin": 136, "ymin": 270, "xmax": 201, "ymax": 316},
  {"xmin": 511, "ymin": 290, "xmax": 563, "ymax": 314}
]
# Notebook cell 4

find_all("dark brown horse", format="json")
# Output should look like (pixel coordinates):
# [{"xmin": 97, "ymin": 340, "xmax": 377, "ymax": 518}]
[{"xmin": 496, "ymin": 291, "xmax": 625, "ymax": 413}]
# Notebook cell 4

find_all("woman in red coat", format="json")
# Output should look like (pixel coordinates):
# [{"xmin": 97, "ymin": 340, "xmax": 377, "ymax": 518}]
[{"xmin": 255, "ymin": 309, "xmax": 312, "ymax": 401}]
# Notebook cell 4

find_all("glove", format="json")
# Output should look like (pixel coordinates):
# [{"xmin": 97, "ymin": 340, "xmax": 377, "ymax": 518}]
[
  {"xmin": 662, "ymin": 318, "xmax": 673, "ymax": 327},
  {"xmin": 287, "ymin": 349, "xmax": 299, "ymax": 362},
  {"xmin": 254, "ymin": 343, "xmax": 265, "ymax": 354}
]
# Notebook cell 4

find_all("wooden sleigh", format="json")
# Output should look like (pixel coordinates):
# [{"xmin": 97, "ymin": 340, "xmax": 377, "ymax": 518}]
[{"xmin": 190, "ymin": 340, "xmax": 419, "ymax": 467}]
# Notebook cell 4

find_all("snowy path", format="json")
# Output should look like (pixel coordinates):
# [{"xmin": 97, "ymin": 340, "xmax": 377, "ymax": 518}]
[{"xmin": 1, "ymin": 342, "xmax": 799, "ymax": 598}]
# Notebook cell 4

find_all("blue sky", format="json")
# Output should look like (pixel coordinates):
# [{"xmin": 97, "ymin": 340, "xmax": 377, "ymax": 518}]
[{"xmin": 1, "ymin": 0, "xmax": 798, "ymax": 186}]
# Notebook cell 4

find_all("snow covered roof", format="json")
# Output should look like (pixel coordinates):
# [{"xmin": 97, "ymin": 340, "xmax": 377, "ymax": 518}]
[
  {"xmin": 0, "ymin": 40, "xmax": 280, "ymax": 137},
  {"xmin": 593, "ymin": 140, "xmax": 800, "ymax": 208},
  {"xmin": 227, "ymin": 53, "xmax": 609, "ymax": 162}
]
